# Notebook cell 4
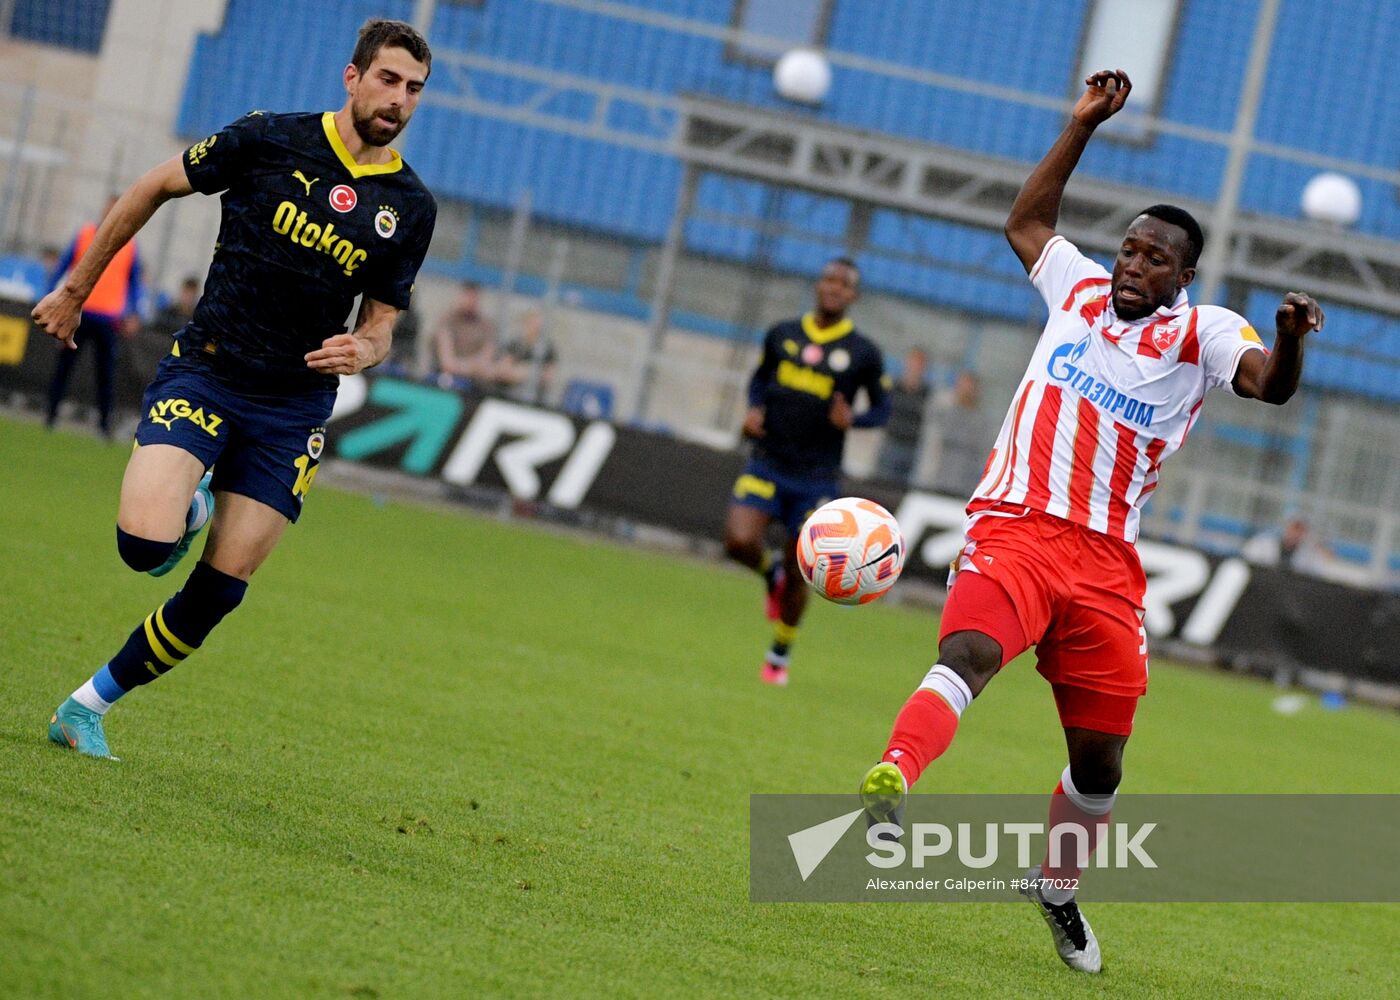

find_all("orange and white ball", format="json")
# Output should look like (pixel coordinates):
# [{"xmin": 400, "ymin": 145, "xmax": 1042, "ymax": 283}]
[{"xmin": 796, "ymin": 497, "xmax": 906, "ymax": 606}]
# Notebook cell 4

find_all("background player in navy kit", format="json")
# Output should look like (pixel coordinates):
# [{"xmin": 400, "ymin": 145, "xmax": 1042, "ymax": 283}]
[
  {"xmin": 724, "ymin": 258, "xmax": 891, "ymax": 685},
  {"xmin": 31, "ymin": 20, "xmax": 437, "ymax": 759}
]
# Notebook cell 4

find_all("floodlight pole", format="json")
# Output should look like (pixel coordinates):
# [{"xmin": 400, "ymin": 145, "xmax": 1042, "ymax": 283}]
[
  {"xmin": 523, "ymin": 237, "xmax": 569, "ymax": 405},
  {"xmin": 496, "ymin": 188, "xmax": 533, "ymax": 360},
  {"xmin": 0, "ymin": 83, "xmax": 34, "ymax": 251},
  {"xmin": 1196, "ymin": 0, "xmax": 1281, "ymax": 306},
  {"xmin": 412, "ymin": 0, "xmax": 437, "ymax": 35},
  {"xmin": 632, "ymin": 161, "xmax": 698, "ymax": 424}
]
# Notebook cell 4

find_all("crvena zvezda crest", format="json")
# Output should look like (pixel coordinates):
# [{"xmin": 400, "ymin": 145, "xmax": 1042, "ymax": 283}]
[{"xmin": 1151, "ymin": 323, "xmax": 1181, "ymax": 352}]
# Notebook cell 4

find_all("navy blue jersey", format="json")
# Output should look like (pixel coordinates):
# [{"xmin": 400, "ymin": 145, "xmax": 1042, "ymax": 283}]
[
  {"xmin": 747, "ymin": 313, "xmax": 891, "ymax": 476},
  {"xmin": 179, "ymin": 110, "xmax": 436, "ymax": 391}
]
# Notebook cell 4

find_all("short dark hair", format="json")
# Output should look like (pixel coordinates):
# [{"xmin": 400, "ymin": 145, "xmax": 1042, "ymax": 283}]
[
  {"xmin": 826, "ymin": 256, "xmax": 861, "ymax": 284},
  {"xmin": 180, "ymin": 275, "xmax": 200, "ymax": 290},
  {"xmin": 352, "ymin": 18, "xmax": 431, "ymax": 77},
  {"xmin": 1137, "ymin": 204, "xmax": 1204, "ymax": 268}
]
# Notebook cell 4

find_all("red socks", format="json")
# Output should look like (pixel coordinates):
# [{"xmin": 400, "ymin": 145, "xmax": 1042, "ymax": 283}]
[
  {"xmin": 1042, "ymin": 768, "xmax": 1116, "ymax": 896},
  {"xmin": 882, "ymin": 688, "xmax": 960, "ymax": 788}
]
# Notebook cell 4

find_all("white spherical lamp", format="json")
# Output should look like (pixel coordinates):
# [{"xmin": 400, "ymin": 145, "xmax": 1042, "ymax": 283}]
[
  {"xmin": 1300, "ymin": 172, "xmax": 1362, "ymax": 227},
  {"xmin": 773, "ymin": 48, "xmax": 832, "ymax": 105}
]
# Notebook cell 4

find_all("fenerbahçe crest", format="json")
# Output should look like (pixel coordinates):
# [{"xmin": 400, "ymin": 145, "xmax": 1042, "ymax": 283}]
[{"xmin": 375, "ymin": 206, "xmax": 398, "ymax": 239}]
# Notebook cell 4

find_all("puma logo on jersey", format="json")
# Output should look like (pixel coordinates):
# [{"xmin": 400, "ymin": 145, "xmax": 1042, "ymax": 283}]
[
  {"xmin": 270, "ymin": 201, "xmax": 368, "ymax": 276},
  {"xmin": 293, "ymin": 170, "xmax": 319, "ymax": 196}
]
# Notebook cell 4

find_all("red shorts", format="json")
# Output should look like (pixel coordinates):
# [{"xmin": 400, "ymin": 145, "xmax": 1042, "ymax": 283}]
[{"xmin": 938, "ymin": 505, "xmax": 1148, "ymax": 736}]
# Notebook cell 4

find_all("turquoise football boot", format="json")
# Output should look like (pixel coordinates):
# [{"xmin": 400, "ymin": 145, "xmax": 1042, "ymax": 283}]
[
  {"xmin": 149, "ymin": 471, "xmax": 214, "ymax": 577},
  {"xmin": 48, "ymin": 698, "xmax": 118, "ymax": 760}
]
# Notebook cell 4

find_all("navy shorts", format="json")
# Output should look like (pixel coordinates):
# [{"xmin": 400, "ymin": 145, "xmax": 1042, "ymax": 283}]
[
  {"xmin": 134, "ymin": 353, "xmax": 335, "ymax": 523},
  {"xmin": 731, "ymin": 457, "xmax": 838, "ymax": 536}
]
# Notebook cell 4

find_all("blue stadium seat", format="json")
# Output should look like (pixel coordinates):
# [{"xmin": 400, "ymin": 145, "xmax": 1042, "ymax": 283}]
[
  {"xmin": 0, "ymin": 255, "xmax": 49, "ymax": 303},
  {"xmin": 9, "ymin": 0, "xmax": 111, "ymax": 52},
  {"xmin": 561, "ymin": 379, "xmax": 615, "ymax": 420}
]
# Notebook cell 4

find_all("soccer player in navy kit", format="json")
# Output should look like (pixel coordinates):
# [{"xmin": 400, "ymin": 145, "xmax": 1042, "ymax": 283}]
[
  {"xmin": 724, "ymin": 258, "xmax": 892, "ymax": 685},
  {"xmin": 32, "ymin": 19, "xmax": 437, "ymax": 759}
]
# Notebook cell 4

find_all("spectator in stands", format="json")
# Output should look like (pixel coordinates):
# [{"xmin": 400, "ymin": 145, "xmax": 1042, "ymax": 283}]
[
  {"xmin": 39, "ymin": 246, "xmax": 60, "ymax": 281},
  {"xmin": 432, "ymin": 280, "xmax": 497, "ymax": 384},
  {"xmin": 46, "ymin": 198, "xmax": 143, "ymax": 439},
  {"xmin": 493, "ymin": 308, "xmax": 557, "ymax": 401},
  {"xmin": 1243, "ymin": 516, "xmax": 1334, "ymax": 576},
  {"xmin": 148, "ymin": 275, "xmax": 199, "ymax": 341},
  {"xmin": 874, "ymin": 347, "xmax": 930, "ymax": 485},
  {"xmin": 121, "ymin": 274, "xmax": 198, "ymax": 403},
  {"xmin": 929, "ymin": 369, "xmax": 991, "ymax": 496},
  {"xmin": 387, "ymin": 303, "xmax": 422, "ymax": 376}
]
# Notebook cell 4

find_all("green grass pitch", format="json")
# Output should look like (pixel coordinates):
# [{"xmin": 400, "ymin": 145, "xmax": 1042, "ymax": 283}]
[{"xmin": 1, "ymin": 416, "xmax": 1397, "ymax": 999}]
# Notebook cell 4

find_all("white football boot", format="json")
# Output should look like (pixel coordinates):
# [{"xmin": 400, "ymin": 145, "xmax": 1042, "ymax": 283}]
[{"xmin": 1020, "ymin": 865, "xmax": 1102, "ymax": 973}]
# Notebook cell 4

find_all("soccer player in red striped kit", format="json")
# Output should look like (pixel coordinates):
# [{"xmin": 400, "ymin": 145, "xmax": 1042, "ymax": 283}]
[{"xmin": 860, "ymin": 69, "xmax": 1324, "ymax": 973}]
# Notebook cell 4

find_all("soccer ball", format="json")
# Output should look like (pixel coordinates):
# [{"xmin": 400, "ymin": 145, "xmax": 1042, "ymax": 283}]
[{"xmin": 796, "ymin": 497, "xmax": 906, "ymax": 605}]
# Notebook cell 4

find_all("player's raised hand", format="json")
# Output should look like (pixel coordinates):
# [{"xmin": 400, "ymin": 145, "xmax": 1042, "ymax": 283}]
[
  {"xmin": 741, "ymin": 405, "xmax": 766, "ymax": 439},
  {"xmin": 306, "ymin": 333, "xmax": 373, "ymax": 375},
  {"xmin": 31, "ymin": 287, "xmax": 83, "ymax": 349},
  {"xmin": 1276, "ymin": 292, "xmax": 1324, "ymax": 339},
  {"xmin": 828, "ymin": 391, "xmax": 853, "ymax": 430},
  {"xmin": 1072, "ymin": 69, "xmax": 1131, "ymax": 128}
]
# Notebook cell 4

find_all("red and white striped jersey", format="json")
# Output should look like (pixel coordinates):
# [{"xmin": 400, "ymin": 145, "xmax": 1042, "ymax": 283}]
[{"xmin": 969, "ymin": 236, "xmax": 1266, "ymax": 543}]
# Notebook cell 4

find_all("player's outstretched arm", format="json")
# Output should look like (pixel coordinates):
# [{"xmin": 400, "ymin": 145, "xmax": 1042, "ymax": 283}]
[
  {"xmin": 848, "ymin": 362, "xmax": 892, "ymax": 429},
  {"xmin": 306, "ymin": 296, "xmax": 398, "ymax": 376},
  {"xmin": 1233, "ymin": 292, "xmax": 1324, "ymax": 404},
  {"xmin": 1004, "ymin": 69, "xmax": 1131, "ymax": 273},
  {"xmin": 32, "ymin": 156, "xmax": 193, "ymax": 347},
  {"xmin": 742, "ymin": 329, "xmax": 781, "ymax": 438}
]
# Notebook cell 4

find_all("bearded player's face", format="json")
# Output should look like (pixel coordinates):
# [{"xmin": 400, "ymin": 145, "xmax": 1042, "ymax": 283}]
[{"xmin": 347, "ymin": 45, "xmax": 428, "ymax": 147}]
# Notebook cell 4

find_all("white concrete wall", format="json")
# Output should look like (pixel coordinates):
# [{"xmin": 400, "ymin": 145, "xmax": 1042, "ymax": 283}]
[
  {"xmin": 77, "ymin": 0, "xmax": 229, "ymax": 292},
  {"xmin": 0, "ymin": 0, "xmax": 227, "ymax": 289},
  {"xmin": 0, "ymin": 39, "xmax": 99, "ymax": 97}
]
